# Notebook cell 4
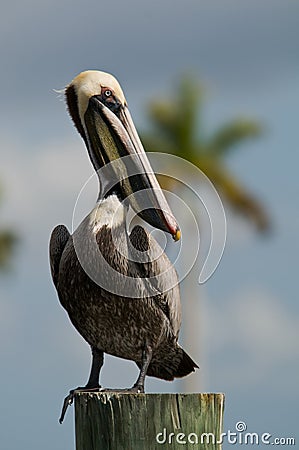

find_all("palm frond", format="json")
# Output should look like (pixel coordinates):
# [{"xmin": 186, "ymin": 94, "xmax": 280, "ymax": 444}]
[
  {"xmin": 195, "ymin": 158, "xmax": 270, "ymax": 232},
  {"xmin": 0, "ymin": 182, "xmax": 18, "ymax": 271},
  {"xmin": 142, "ymin": 74, "xmax": 270, "ymax": 232},
  {"xmin": 207, "ymin": 119, "xmax": 263, "ymax": 157},
  {"xmin": 0, "ymin": 229, "xmax": 17, "ymax": 270}
]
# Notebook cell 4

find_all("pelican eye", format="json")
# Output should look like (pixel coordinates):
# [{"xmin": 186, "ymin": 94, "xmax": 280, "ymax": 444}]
[{"xmin": 99, "ymin": 87, "xmax": 121, "ymax": 114}]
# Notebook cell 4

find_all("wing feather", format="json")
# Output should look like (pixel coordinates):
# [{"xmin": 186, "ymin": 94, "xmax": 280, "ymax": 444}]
[
  {"xmin": 49, "ymin": 225, "xmax": 70, "ymax": 288},
  {"xmin": 129, "ymin": 225, "xmax": 181, "ymax": 338}
]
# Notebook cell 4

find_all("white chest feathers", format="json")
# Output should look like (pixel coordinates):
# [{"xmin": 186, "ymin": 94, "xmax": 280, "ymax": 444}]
[{"xmin": 89, "ymin": 195, "xmax": 126, "ymax": 234}]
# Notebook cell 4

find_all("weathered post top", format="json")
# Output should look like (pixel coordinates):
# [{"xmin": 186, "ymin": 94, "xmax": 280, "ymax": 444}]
[{"xmin": 75, "ymin": 392, "xmax": 224, "ymax": 450}]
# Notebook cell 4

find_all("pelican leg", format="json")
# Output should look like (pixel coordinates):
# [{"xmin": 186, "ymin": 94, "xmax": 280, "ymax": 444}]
[
  {"xmin": 101, "ymin": 344, "xmax": 153, "ymax": 394},
  {"xmin": 85, "ymin": 346, "xmax": 104, "ymax": 388},
  {"xmin": 59, "ymin": 347, "xmax": 104, "ymax": 424},
  {"xmin": 132, "ymin": 344, "xmax": 153, "ymax": 392}
]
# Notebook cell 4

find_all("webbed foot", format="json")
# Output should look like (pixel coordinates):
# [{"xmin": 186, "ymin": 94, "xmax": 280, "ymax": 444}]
[{"xmin": 100, "ymin": 384, "xmax": 144, "ymax": 394}]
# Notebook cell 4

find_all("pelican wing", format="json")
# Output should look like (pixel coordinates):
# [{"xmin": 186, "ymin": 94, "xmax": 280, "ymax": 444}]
[
  {"xmin": 49, "ymin": 225, "xmax": 70, "ymax": 288},
  {"xmin": 129, "ymin": 225, "xmax": 181, "ymax": 338}
]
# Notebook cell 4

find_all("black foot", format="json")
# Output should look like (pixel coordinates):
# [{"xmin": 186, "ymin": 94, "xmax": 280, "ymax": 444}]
[
  {"xmin": 59, "ymin": 385, "xmax": 100, "ymax": 424},
  {"xmin": 100, "ymin": 384, "xmax": 144, "ymax": 394}
]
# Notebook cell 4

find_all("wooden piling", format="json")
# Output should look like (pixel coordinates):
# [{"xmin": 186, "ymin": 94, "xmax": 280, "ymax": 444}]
[{"xmin": 75, "ymin": 392, "xmax": 224, "ymax": 449}]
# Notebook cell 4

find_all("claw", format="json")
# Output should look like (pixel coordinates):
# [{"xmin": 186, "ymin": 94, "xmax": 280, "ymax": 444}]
[
  {"xmin": 59, "ymin": 386, "xmax": 100, "ymax": 424},
  {"xmin": 59, "ymin": 390, "xmax": 75, "ymax": 424}
]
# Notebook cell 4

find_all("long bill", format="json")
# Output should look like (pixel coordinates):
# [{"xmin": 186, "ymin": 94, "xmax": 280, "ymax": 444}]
[{"xmin": 84, "ymin": 96, "xmax": 181, "ymax": 241}]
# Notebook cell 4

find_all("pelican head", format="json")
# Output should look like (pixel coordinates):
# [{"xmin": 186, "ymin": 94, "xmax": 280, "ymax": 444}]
[{"xmin": 65, "ymin": 70, "xmax": 180, "ymax": 240}]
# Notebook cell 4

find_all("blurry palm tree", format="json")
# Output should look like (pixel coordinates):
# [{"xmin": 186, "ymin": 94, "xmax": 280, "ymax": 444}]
[
  {"xmin": 0, "ymin": 185, "xmax": 17, "ymax": 270},
  {"xmin": 141, "ymin": 75, "xmax": 270, "ymax": 391},
  {"xmin": 141, "ymin": 74, "xmax": 269, "ymax": 232}
]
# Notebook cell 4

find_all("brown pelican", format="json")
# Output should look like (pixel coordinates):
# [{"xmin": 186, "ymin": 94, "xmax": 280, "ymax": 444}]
[{"xmin": 49, "ymin": 71, "xmax": 198, "ymax": 423}]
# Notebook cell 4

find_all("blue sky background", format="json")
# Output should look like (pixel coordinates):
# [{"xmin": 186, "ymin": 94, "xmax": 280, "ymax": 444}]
[{"xmin": 1, "ymin": 1, "xmax": 298, "ymax": 448}]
